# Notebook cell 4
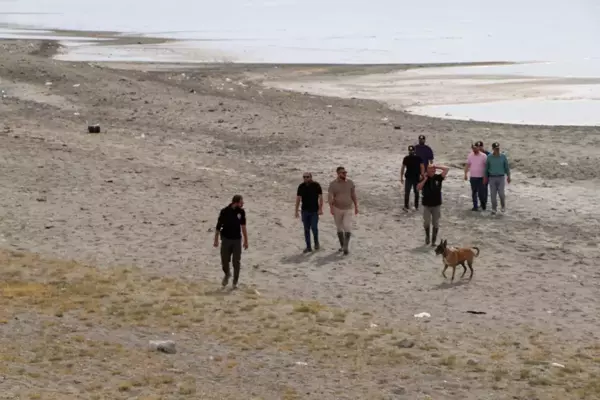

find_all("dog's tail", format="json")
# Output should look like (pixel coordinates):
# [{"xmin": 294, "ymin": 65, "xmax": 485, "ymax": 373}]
[{"xmin": 472, "ymin": 246, "xmax": 480, "ymax": 257}]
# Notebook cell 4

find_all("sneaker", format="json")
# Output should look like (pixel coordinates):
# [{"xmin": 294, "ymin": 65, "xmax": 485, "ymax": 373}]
[
  {"xmin": 221, "ymin": 275, "xmax": 230, "ymax": 287},
  {"xmin": 303, "ymin": 248, "xmax": 312, "ymax": 254},
  {"xmin": 314, "ymin": 243, "xmax": 320, "ymax": 250},
  {"xmin": 471, "ymin": 207, "xmax": 479, "ymax": 211},
  {"xmin": 343, "ymin": 249, "xmax": 349, "ymax": 255},
  {"xmin": 402, "ymin": 207, "xmax": 409, "ymax": 212},
  {"xmin": 232, "ymin": 283, "xmax": 238, "ymax": 290},
  {"xmin": 501, "ymin": 207, "xmax": 506, "ymax": 213},
  {"xmin": 491, "ymin": 210, "xmax": 497, "ymax": 215}
]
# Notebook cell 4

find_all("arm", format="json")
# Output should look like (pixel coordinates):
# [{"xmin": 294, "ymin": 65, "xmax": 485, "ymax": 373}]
[
  {"xmin": 213, "ymin": 210, "xmax": 223, "ymax": 246},
  {"xmin": 484, "ymin": 158, "xmax": 490, "ymax": 183},
  {"xmin": 417, "ymin": 175, "xmax": 428, "ymax": 191},
  {"xmin": 241, "ymin": 212, "xmax": 248, "ymax": 249},
  {"xmin": 317, "ymin": 183, "xmax": 324, "ymax": 214},
  {"xmin": 420, "ymin": 163, "xmax": 425, "ymax": 178},
  {"xmin": 504, "ymin": 156, "xmax": 511, "ymax": 183},
  {"xmin": 400, "ymin": 164, "xmax": 406, "ymax": 183},
  {"xmin": 295, "ymin": 196, "xmax": 301, "ymax": 217},
  {"xmin": 464, "ymin": 161, "xmax": 470, "ymax": 180},
  {"xmin": 351, "ymin": 185, "xmax": 358, "ymax": 214},
  {"xmin": 437, "ymin": 164, "xmax": 449, "ymax": 179},
  {"xmin": 328, "ymin": 183, "xmax": 334, "ymax": 214}
]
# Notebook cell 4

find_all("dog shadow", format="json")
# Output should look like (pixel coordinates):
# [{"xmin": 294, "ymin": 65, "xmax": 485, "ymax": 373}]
[{"xmin": 432, "ymin": 279, "xmax": 471, "ymax": 290}]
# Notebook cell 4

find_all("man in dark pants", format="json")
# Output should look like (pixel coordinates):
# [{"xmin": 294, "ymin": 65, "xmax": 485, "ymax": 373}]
[
  {"xmin": 295, "ymin": 172, "xmax": 323, "ymax": 253},
  {"xmin": 464, "ymin": 141, "xmax": 488, "ymax": 211},
  {"xmin": 417, "ymin": 164, "xmax": 449, "ymax": 246},
  {"xmin": 213, "ymin": 195, "xmax": 248, "ymax": 289},
  {"xmin": 415, "ymin": 134, "xmax": 435, "ymax": 172},
  {"xmin": 400, "ymin": 145, "xmax": 424, "ymax": 211}
]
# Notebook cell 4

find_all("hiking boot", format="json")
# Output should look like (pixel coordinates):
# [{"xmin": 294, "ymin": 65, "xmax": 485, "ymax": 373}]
[
  {"xmin": 314, "ymin": 243, "xmax": 320, "ymax": 250},
  {"xmin": 431, "ymin": 227, "xmax": 439, "ymax": 246},
  {"xmin": 425, "ymin": 227, "xmax": 430, "ymax": 245},
  {"xmin": 343, "ymin": 232, "xmax": 352, "ymax": 255},
  {"xmin": 337, "ymin": 232, "xmax": 344, "ymax": 252},
  {"xmin": 303, "ymin": 248, "xmax": 312, "ymax": 254}
]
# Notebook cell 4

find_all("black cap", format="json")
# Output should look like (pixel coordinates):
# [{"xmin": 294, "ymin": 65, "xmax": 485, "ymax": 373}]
[
  {"xmin": 492, "ymin": 142, "xmax": 500, "ymax": 149},
  {"xmin": 408, "ymin": 145, "xmax": 415, "ymax": 152},
  {"xmin": 475, "ymin": 140, "xmax": 483, "ymax": 147},
  {"xmin": 418, "ymin": 135, "xmax": 426, "ymax": 140}
]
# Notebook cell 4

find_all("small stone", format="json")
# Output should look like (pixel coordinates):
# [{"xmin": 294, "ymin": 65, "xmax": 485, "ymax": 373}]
[
  {"xmin": 467, "ymin": 359, "xmax": 479, "ymax": 365},
  {"xmin": 149, "ymin": 340, "xmax": 176, "ymax": 354},
  {"xmin": 391, "ymin": 387, "xmax": 406, "ymax": 395},
  {"xmin": 36, "ymin": 196, "xmax": 47, "ymax": 202},
  {"xmin": 395, "ymin": 339, "xmax": 415, "ymax": 348}
]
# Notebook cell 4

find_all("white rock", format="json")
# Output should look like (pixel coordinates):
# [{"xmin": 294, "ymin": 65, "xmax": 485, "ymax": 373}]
[{"xmin": 149, "ymin": 340, "xmax": 176, "ymax": 354}]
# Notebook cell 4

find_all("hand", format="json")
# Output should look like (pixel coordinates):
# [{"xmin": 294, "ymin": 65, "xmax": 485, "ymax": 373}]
[
  {"xmin": 294, "ymin": 211, "xmax": 299, "ymax": 219},
  {"xmin": 243, "ymin": 240, "xmax": 249, "ymax": 250},
  {"xmin": 400, "ymin": 178, "xmax": 404, "ymax": 185},
  {"xmin": 483, "ymin": 177, "xmax": 488, "ymax": 185},
  {"xmin": 318, "ymin": 208, "xmax": 323, "ymax": 216},
  {"xmin": 330, "ymin": 208, "xmax": 334, "ymax": 215},
  {"xmin": 213, "ymin": 238, "xmax": 219, "ymax": 248},
  {"xmin": 464, "ymin": 174, "xmax": 468, "ymax": 181},
  {"xmin": 507, "ymin": 177, "xmax": 511, "ymax": 184},
  {"xmin": 354, "ymin": 206, "xmax": 359, "ymax": 215}
]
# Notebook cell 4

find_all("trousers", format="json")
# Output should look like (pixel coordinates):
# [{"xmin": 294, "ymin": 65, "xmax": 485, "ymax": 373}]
[
  {"xmin": 404, "ymin": 177, "xmax": 419, "ymax": 209},
  {"xmin": 301, "ymin": 211, "xmax": 319, "ymax": 249},
  {"xmin": 332, "ymin": 207, "xmax": 353, "ymax": 232},
  {"xmin": 469, "ymin": 177, "xmax": 488, "ymax": 209},
  {"xmin": 423, "ymin": 205, "xmax": 441, "ymax": 228},
  {"xmin": 488, "ymin": 176, "xmax": 506, "ymax": 211},
  {"xmin": 220, "ymin": 237, "xmax": 242, "ymax": 284}
]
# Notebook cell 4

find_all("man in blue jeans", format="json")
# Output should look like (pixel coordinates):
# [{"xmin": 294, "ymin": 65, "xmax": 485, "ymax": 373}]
[
  {"xmin": 464, "ymin": 141, "xmax": 488, "ymax": 211},
  {"xmin": 295, "ymin": 172, "xmax": 323, "ymax": 253}
]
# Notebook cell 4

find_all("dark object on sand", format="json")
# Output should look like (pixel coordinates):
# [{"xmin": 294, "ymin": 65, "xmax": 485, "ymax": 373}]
[
  {"xmin": 466, "ymin": 310, "xmax": 486, "ymax": 315},
  {"xmin": 88, "ymin": 124, "xmax": 101, "ymax": 133}
]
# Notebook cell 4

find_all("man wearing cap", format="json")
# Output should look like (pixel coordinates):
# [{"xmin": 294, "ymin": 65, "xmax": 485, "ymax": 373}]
[
  {"xmin": 484, "ymin": 142, "xmax": 511, "ymax": 214},
  {"xmin": 478, "ymin": 141, "xmax": 491, "ymax": 156},
  {"xmin": 415, "ymin": 135, "xmax": 434, "ymax": 173},
  {"xmin": 295, "ymin": 172, "xmax": 323, "ymax": 253},
  {"xmin": 400, "ymin": 145, "xmax": 424, "ymax": 211},
  {"xmin": 418, "ymin": 163, "xmax": 450, "ymax": 246},
  {"xmin": 464, "ymin": 141, "xmax": 488, "ymax": 211}
]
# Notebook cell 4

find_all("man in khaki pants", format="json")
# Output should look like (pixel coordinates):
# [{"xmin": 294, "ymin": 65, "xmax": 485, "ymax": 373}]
[{"xmin": 328, "ymin": 166, "xmax": 359, "ymax": 255}]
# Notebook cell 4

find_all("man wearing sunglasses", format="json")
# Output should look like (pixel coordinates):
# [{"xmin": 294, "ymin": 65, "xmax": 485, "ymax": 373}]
[
  {"xmin": 328, "ymin": 166, "xmax": 359, "ymax": 255},
  {"xmin": 295, "ymin": 172, "xmax": 323, "ymax": 252}
]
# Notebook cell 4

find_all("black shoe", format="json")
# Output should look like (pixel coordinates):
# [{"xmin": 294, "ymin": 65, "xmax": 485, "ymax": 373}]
[
  {"xmin": 471, "ymin": 207, "xmax": 479, "ymax": 211},
  {"xmin": 314, "ymin": 243, "xmax": 320, "ymax": 250},
  {"xmin": 221, "ymin": 275, "xmax": 230, "ymax": 287},
  {"xmin": 303, "ymin": 248, "xmax": 312, "ymax": 253},
  {"xmin": 425, "ymin": 227, "xmax": 430, "ymax": 245}
]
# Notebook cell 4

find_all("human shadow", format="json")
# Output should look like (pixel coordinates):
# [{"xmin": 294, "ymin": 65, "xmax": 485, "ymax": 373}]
[
  {"xmin": 314, "ymin": 251, "xmax": 342, "ymax": 267},
  {"xmin": 203, "ymin": 287, "xmax": 235, "ymax": 297},
  {"xmin": 410, "ymin": 245, "xmax": 435, "ymax": 254},
  {"xmin": 280, "ymin": 251, "xmax": 315, "ymax": 265},
  {"xmin": 431, "ymin": 279, "xmax": 471, "ymax": 290}
]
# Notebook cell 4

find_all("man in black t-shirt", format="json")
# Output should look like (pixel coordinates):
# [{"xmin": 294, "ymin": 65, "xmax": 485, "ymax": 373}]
[
  {"xmin": 417, "ymin": 164, "xmax": 449, "ymax": 246},
  {"xmin": 214, "ymin": 195, "xmax": 248, "ymax": 289},
  {"xmin": 295, "ymin": 172, "xmax": 323, "ymax": 252},
  {"xmin": 400, "ymin": 145, "xmax": 424, "ymax": 211}
]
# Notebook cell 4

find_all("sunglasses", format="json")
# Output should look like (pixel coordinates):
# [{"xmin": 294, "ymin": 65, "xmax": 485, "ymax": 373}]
[{"xmin": 303, "ymin": 175, "xmax": 311, "ymax": 178}]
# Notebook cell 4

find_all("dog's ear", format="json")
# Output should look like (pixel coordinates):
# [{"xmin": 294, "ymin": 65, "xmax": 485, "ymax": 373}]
[{"xmin": 443, "ymin": 239, "xmax": 447, "ymax": 246}]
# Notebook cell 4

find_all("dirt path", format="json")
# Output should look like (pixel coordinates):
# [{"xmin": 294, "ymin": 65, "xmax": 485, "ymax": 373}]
[{"xmin": 1, "ymin": 39, "xmax": 599, "ymax": 399}]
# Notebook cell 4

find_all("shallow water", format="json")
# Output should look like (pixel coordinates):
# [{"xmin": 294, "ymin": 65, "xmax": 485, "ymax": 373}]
[{"xmin": 1, "ymin": 0, "xmax": 599, "ymax": 125}]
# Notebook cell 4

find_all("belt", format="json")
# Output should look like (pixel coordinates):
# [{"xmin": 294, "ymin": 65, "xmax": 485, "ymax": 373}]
[{"xmin": 488, "ymin": 174, "xmax": 505, "ymax": 177}]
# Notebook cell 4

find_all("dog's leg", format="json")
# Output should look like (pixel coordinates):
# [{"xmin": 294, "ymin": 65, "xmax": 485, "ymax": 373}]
[
  {"xmin": 467, "ymin": 260, "xmax": 474, "ymax": 280},
  {"xmin": 460, "ymin": 262, "xmax": 467, "ymax": 278},
  {"xmin": 441, "ymin": 264, "xmax": 448, "ymax": 279},
  {"xmin": 451, "ymin": 266, "xmax": 456, "ymax": 282}
]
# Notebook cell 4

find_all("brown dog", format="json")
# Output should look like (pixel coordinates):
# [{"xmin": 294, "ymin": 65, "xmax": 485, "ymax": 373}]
[{"xmin": 434, "ymin": 239, "xmax": 480, "ymax": 282}]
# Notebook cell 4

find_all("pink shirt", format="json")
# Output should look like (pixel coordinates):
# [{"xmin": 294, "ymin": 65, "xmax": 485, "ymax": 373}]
[{"xmin": 467, "ymin": 152, "xmax": 487, "ymax": 178}]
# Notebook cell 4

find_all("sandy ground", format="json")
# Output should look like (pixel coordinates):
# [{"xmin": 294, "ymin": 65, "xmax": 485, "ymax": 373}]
[{"xmin": 1, "ymin": 39, "xmax": 600, "ymax": 399}]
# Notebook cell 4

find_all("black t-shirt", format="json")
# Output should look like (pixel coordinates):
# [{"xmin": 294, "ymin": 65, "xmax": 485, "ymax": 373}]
[
  {"xmin": 297, "ymin": 182, "xmax": 323, "ymax": 212},
  {"xmin": 216, "ymin": 205, "xmax": 246, "ymax": 240},
  {"xmin": 403, "ymin": 154, "xmax": 422, "ymax": 180},
  {"xmin": 421, "ymin": 174, "xmax": 444, "ymax": 207}
]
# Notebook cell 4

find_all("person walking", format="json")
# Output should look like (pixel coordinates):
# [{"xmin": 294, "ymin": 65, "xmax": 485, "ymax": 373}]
[
  {"xmin": 328, "ymin": 166, "xmax": 358, "ymax": 255},
  {"xmin": 213, "ymin": 195, "xmax": 248, "ymax": 289},
  {"xmin": 484, "ymin": 142, "xmax": 511, "ymax": 215},
  {"xmin": 478, "ymin": 141, "xmax": 491, "ymax": 156},
  {"xmin": 417, "ymin": 164, "xmax": 449, "ymax": 246},
  {"xmin": 400, "ymin": 145, "xmax": 424, "ymax": 211},
  {"xmin": 295, "ymin": 172, "xmax": 323, "ymax": 253},
  {"xmin": 415, "ymin": 134, "xmax": 434, "ymax": 172},
  {"xmin": 464, "ymin": 141, "xmax": 488, "ymax": 211}
]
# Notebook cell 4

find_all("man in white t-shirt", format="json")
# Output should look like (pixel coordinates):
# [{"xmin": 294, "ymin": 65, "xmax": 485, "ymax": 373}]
[{"xmin": 464, "ymin": 141, "xmax": 488, "ymax": 211}]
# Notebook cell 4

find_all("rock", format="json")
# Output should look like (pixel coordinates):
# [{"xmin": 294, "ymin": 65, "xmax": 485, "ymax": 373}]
[
  {"xmin": 391, "ymin": 387, "xmax": 406, "ymax": 395},
  {"xmin": 393, "ymin": 125, "xmax": 402, "ymax": 130},
  {"xmin": 467, "ymin": 358, "xmax": 479, "ymax": 365},
  {"xmin": 149, "ymin": 340, "xmax": 176, "ymax": 354},
  {"xmin": 395, "ymin": 339, "xmax": 415, "ymax": 349},
  {"xmin": 36, "ymin": 196, "xmax": 47, "ymax": 202}
]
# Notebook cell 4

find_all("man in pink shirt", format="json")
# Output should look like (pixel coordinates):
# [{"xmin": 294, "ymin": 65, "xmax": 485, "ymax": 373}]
[{"xmin": 464, "ymin": 141, "xmax": 488, "ymax": 211}]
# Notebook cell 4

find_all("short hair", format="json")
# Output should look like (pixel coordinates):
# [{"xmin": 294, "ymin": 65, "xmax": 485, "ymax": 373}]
[
  {"xmin": 336, "ymin": 166, "xmax": 345, "ymax": 173},
  {"xmin": 231, "ymin": 194, "xmax": 243, "ymax": 204}
]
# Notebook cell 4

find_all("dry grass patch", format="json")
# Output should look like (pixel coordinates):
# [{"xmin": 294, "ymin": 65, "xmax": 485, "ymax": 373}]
[{"xmin": 0, "ymin": 249, "xmax": 599, "ymax": 399}]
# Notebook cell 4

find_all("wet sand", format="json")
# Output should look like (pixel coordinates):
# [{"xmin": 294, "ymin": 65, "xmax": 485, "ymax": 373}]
[{"xmin": 1, "ymin": 39, "xmax": 600, "ymax": 399}]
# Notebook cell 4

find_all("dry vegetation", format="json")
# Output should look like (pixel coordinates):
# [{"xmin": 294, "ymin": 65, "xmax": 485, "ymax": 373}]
[{"xmin": 0, "ymin": 249, "xmax": 599, "ymax": 399}]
